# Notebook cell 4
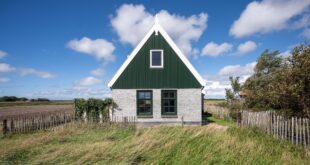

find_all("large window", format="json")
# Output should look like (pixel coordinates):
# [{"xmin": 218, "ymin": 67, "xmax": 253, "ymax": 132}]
[
  {"xmin": 161, "ymin": 90, "xmax": 177, "ymax": 116},
  {"xmin": 137, "ymin": 90, "xmax": 153, "ymax": 116},
  {"xmin": 150, "ymin": 49, "xmax": 163, "ymax": 68}
]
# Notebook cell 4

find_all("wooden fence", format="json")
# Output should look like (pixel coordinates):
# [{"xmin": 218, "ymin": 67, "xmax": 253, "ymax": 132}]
[
  {"xmin": 241, "ymin": 111, "xmax": 310, "ymax": 147},
  {"xmin": 1, "ymin": 112, "xmax": 136, "ymax": 135},
  {"xmin": 1, "ymin": 112, "xmax": 74, "ymax": 134}
]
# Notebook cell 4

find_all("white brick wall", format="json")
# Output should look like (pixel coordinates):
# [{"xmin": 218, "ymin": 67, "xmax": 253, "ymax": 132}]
[{"xmin": 111, "ymin": 89, "xmax": 202, "ymax": 125}]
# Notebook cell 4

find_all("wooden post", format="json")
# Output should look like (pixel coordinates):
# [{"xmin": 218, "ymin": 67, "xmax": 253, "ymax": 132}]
[
  {"xmin": 181, "ymin": 116, "xmax": 184, "ymax": 127},
  {"xmin": 3, "ymin": 119, "xmax": 8, "ymax": 135},
  {"xmin": 303, "ymin": 118, "xmax": 306, "ymax": 146}
]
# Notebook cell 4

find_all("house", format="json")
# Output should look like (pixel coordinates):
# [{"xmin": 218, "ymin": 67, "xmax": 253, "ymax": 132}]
[{"xmin": 108, "ymin": 16, "xmax": 205, "ymax": 125}]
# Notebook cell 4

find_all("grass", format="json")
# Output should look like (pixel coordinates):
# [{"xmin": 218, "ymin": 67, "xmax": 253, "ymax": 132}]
[
  {"xmin": 204, "ymin": 99, "xmax": 226, "ymax": 105},
  {"xmin": 0, "ymin": 101, "xmax": 73, "ymax": 107},
  {"xmin": 207, "ymin": 116, "xmax": 235, "ymax": 127},
  {"xmin": 0, "ymin": 122, "xmax": 309, "ymax": 165}
]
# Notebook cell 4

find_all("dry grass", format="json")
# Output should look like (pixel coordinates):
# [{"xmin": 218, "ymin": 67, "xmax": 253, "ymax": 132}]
[{"xmin": 0, "ymin": 123, "xmax": 309, "ymax": 164}]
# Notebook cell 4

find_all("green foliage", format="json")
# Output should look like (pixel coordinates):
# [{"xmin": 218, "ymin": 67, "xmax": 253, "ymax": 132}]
[
  {"xmin": 225, "ymin": 76, "xmax": 241, "ymax": 101},
  {"xmin": 0, "ymin": 96, "xmax": 29, "ymax": 102},
  {"xmin": 73, "ymin": 98, "xmax": 114, "ymax": 120},
  {"xmin": 243, "ymin": 44, "xmax": 310, "ymax": 117},
  {"xmin": 225, "ymin": 89, "xmax": 234, "ymax": 100}
]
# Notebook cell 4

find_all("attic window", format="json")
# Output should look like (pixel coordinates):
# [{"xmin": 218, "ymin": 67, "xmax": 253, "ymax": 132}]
[{"xmin": 150, "ymin": 50, "xmax": 163, "ymax": 68}]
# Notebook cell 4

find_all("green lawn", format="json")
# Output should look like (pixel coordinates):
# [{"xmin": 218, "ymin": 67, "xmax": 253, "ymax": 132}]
[{"xmin": 0, "ymin": 121, "xmax": 309, "ymax": 164}]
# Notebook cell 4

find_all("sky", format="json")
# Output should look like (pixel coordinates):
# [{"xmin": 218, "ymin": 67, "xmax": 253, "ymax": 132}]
[{"xmin": 0, "ymin": 0, "xmax": 309, "ymax": 100}]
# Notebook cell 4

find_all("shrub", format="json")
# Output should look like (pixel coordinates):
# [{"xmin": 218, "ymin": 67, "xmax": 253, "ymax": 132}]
[{"xmin": 73, "ymin": 98, "xmax": 114, "ymax": 121}]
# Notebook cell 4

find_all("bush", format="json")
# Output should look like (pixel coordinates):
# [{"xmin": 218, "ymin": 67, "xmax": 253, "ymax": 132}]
[{"xmin": 73, "ymin": 98, "xmax": 114, "ymax": 121}]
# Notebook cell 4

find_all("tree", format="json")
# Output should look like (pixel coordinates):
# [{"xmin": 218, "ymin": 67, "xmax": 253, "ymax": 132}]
[
  {"xmin": 225, "ymin": 89, "xmax": 234, "ymax": 101},
  {"xmin": 225, "ymin": 76, "xmax": 241, "ymax": 102},
  {"xmin": 243, "ymin": 44, "xmax": 310, "ymax": 117}
]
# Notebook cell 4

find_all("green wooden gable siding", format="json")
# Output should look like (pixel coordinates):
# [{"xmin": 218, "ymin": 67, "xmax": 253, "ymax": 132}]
[{"xmin": 112, "ymin": 32, "xmax": 202, "ymax": 89}]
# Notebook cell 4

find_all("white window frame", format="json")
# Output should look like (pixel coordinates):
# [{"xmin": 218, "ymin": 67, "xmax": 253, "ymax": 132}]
[{"xmin": 150, "ymin": 49, "xmax": 164, "ymax": 68}]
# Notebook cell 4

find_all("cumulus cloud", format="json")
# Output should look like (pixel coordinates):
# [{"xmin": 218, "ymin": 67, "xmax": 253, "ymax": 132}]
[
  {"xmin": 19, "ymin": 68, "xmax": 56, "ymax": 79},
  {"xmin": 219, "ymin": 62, "xmax": 257, "ymax": 76},
  {"xmin": 75, "ymin": 76, "xmax": 102, "ymax": 87},
  {"xmin": 110, "ymin": 4, "xmax": 208, "ymax": 57},
  {"xmin": 90, "ymin": 68, "xmax": 105, "ymax": 77},
  {"xmin": 0, "ymin": 63, "xmax": 16, "ymax": 72},
  {"xmin": 0, "ymin": 77, "xmax": 10, "ymax": 83},
  {"xmin": 230, "ymin": 0, "xmax": 310, "ymax": 37},
  {"xmin": 67, "ymin": 37, "xmax": 115, "ymax": 62},
  {"xmin": 0, "ymin": 50, "xmax": 7, "ymax": 59},
  {"xmin": 204, "ymin": 62, "xmax": 257, "ymax": 98},
  {"xmin": 201, "ymin": 42, "xmax": 233, "ymax": 57},
  {"xmin": 29, "ymin": 87, "xmax": 111, "ymax": 100},
  {"xmin": 237, "ymin": 41, "xmax": 257, "ymax": 54}
]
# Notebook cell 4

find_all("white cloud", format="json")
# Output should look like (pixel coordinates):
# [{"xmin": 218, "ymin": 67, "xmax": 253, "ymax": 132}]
[
  {"xmin": 279, "ymin": 50, "xmax": 292, "ymax": 58},
  {"xmin": 219, "ymin": 62, "xmax": 257, "ymax": 76},
  {"xmin": 29, "ymin": 87, "xmax": 111, "ymax": 100},
  {"xmin": 19, "ymin": 68, "xmax": 56, "ymax": 79},
  {"xmin": 0, "ymin": 50, "xmax": 7, "ymax": 59},
  {"xmin": 67, "ymin": 37, "xmax": 115, "ymax": 62},
  {"xmin": 75, "ymin": 76, "xmax": 102, "ymax": 87},
  {"xmin": 90, "ymin": 68, "xmax": 105, "ymax": 77},
  {"xmin": 110, "ymin": 4, "xmax": 208, "ymax": 57},
  {"xmin": 0, "ymin": 77, "xmax": 10, "ymax": 83},
  {"xmin": 0, "ymin": 63, "xmax": 16, "ymax": 72},
  {"xmin": 237, "ymin": 41, "xmax": 257, "ymax": 54},
  {"xmin": 230, "ymin": 0, "xmax": 310, "ymax": 37},
  {"xmin": 201, "ymin": 42, "xmax": 233, "ymax": 57},
  {"xmin": 204, "ymin": 62, "xmax": 257, "ymax": 98}
]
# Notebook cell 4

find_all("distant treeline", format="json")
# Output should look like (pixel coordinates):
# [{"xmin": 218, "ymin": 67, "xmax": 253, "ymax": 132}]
[{"xmin": 0, "ymin": 96, "xmax": 50, "ymax": 102}]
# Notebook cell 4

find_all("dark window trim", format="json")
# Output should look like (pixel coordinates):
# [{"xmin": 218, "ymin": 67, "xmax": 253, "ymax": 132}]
[
  {"xmin": 161, "ymin": 90, "xmax": 177, "ymax": 116},
  {"xmin": 136, "ymin": 90, "xmax": 153, "ymax": 117}
]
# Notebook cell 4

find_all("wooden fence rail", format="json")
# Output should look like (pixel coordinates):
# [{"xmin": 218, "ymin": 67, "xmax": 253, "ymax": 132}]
[{"xmin": 241, "ymin": 111, "xmax": 310, "ymax": 147}]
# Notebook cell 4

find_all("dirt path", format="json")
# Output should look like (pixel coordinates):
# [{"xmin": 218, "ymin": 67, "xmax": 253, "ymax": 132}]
[{"xmin": 0, "ymin": 105, "xmax": 74, "ymax": 119}]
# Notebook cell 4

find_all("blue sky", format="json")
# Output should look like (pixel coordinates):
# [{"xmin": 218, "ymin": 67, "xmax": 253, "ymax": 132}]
[{"xmin": 0, "ymin": 0, "xmax": 309, "ymax": 99}]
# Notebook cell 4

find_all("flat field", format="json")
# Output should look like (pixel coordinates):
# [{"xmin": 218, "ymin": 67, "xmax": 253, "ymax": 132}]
[{"xmin": 0, "ymin": 104, "xmax": 74, "ymax": 119}]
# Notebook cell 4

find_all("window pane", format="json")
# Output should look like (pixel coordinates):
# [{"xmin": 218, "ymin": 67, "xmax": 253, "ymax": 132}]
[
  {"xmin": 138, "ymin": 100, "xmax": 145, "ymax": 107},
  {"xmin": 163, "ymin": 92, "xmax": 169, "ymax": 98},
  {"xmin": 144, "ymin": 92, "xmax": 151, "ymax": 99},
  {"xmin": 169, "ymin": 100, "xmax": 175, "ymax": 106},
  {"xmin": 145, "ymin": 106, "xmax": 151, "ymax": 113},
  {"xmin": 152, "ymin": 51, "xmax": 162, "ymax": 66},
  {"xmin": 169, "ymin": 92, "xmax": 175, "ymax": 98},
  {"xmin": 163, "ymin": 100, "xmax": 169, "ymax": 106},
  {"xmin": 169, "ymin": 107, "xmax": 175, "ymax": 113},
  {"xmin": 145, "ymin": 100, "xmax": 151, "ymax": 105},
  {"xmin": 164, "ymin": 107, "xmax": 169, "ymax": 113},
  {"xmin": 138, "ymin": 92, "xmax": 145, "ymax": 99}
]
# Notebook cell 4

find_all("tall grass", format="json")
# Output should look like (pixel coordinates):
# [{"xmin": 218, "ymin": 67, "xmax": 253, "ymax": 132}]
[{"xmin": 0, "ymin": 123, "xmax": 309, "ymax": 164}]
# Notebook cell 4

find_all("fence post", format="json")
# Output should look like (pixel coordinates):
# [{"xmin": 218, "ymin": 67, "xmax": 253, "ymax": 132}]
[
  {"xmin": 83, "ymin": 111, "xmax": 87, "ymax": 122},
  {"xmin": 10, "ymin": 119, "xmax": 14, "ymax": 133},
  {"xmin": 99, "ymin": 111, "xmax": 103, "ymax": 124},
  {"xmin": 2, "ymin": 119, "xmax": 8, "ymax": 135}
]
